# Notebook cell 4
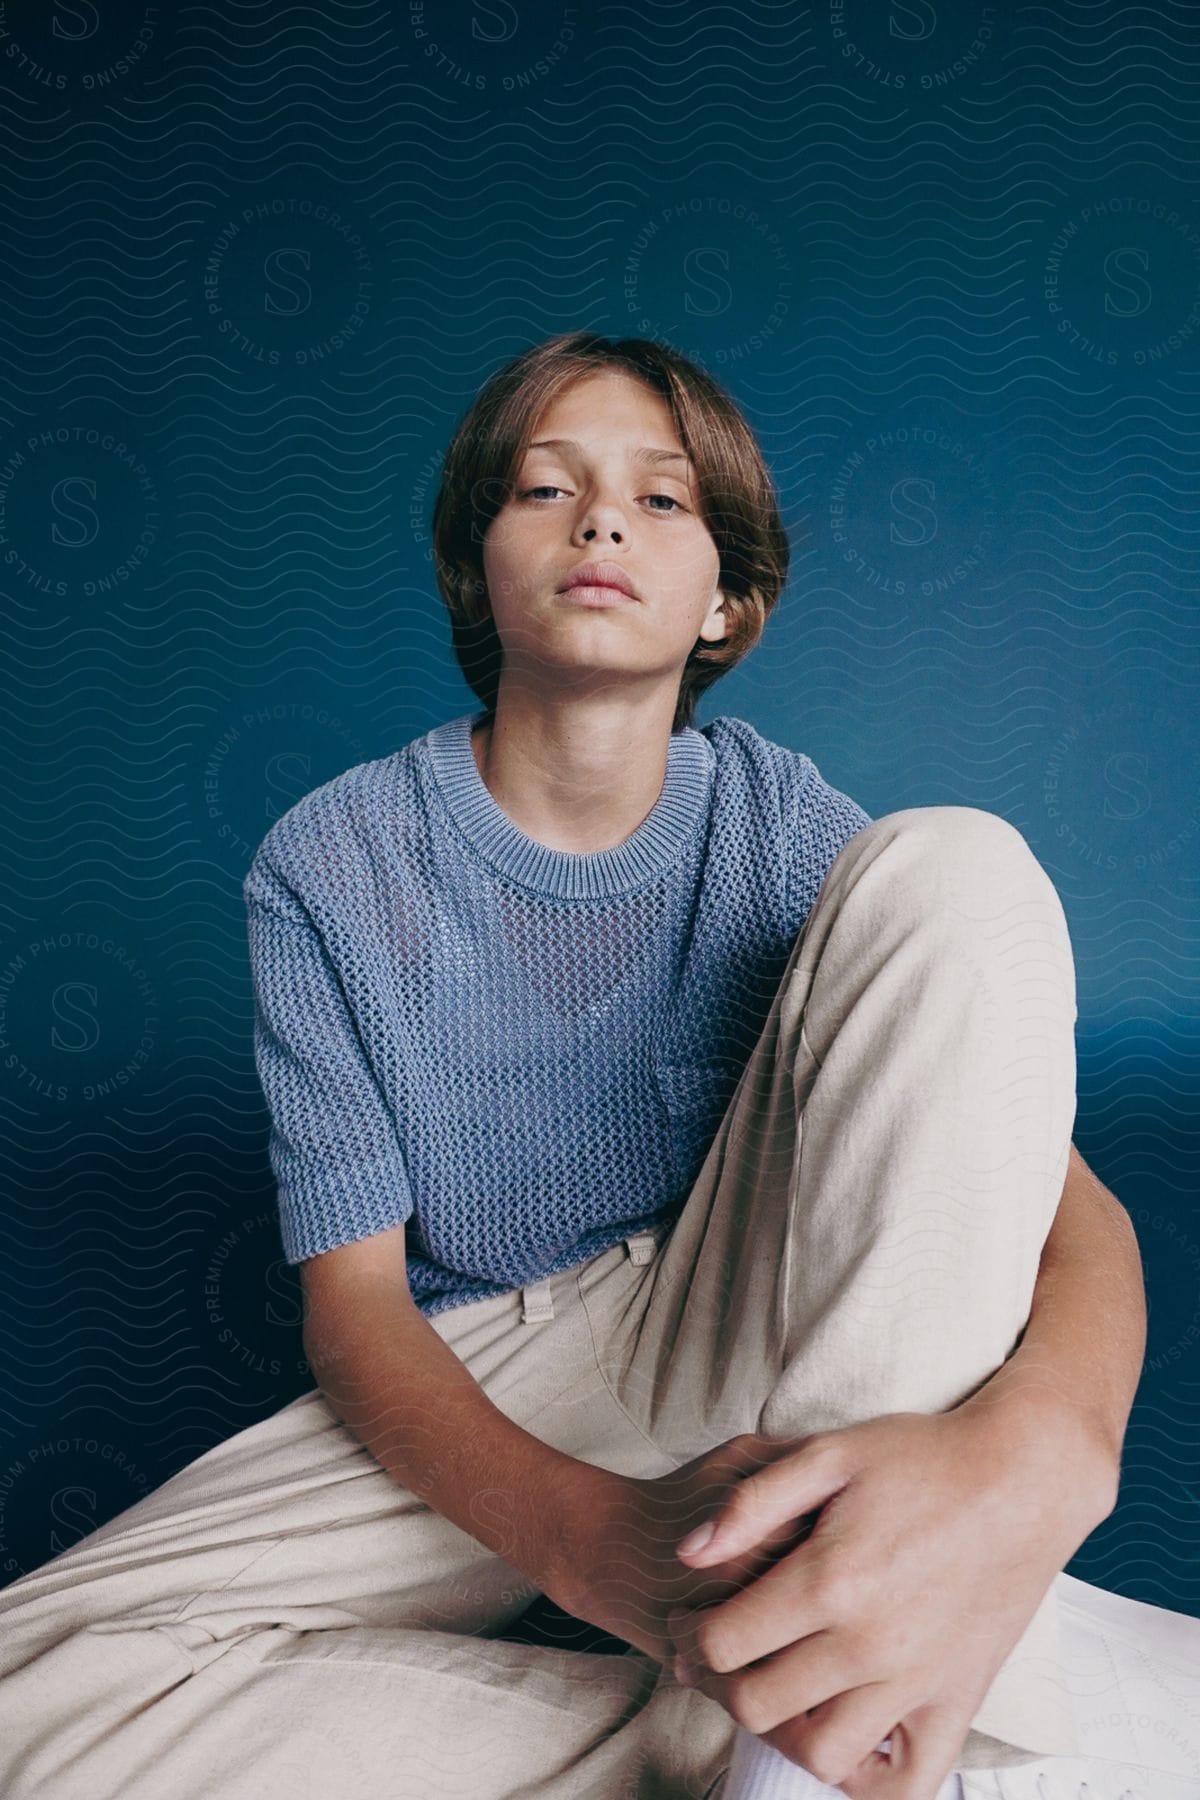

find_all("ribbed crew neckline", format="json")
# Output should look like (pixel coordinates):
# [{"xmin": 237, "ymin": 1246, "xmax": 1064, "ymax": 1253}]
[{"xmin": 423, "ymin": 709, "xmax": 715, "ymax": 900}]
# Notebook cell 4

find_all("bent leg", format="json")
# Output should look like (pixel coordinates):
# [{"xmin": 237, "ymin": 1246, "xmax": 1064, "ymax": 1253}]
[{"xmin": 589, "ymin": 806, "xmax": 1083, "ymax": 1772}]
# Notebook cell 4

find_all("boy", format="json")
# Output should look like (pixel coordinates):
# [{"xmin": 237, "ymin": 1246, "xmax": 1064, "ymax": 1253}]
[{"xmin": 0, "ymin": 332, "xmax": 1178, "ymax": 1800}]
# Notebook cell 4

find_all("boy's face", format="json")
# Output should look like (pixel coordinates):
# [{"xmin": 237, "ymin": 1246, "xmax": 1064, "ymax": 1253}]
[{"xmin": 480, "ymin": 368, "xmax": 729, "ymax": 706}]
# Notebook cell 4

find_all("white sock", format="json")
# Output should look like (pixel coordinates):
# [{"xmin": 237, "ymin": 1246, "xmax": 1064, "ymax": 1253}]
[{"xmin": 721, "ymin": 1724, "xmax": 966, "ymax": 1799}]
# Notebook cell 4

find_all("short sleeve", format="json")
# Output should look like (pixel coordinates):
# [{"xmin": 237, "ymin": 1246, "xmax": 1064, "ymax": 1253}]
[
  {"xmin": 786, "ymin": 755, "xmax": 874, "ymax": 938},
  {"xmin": 244, "ymin": 850, "xmax": 415, "ymax": 1264}
]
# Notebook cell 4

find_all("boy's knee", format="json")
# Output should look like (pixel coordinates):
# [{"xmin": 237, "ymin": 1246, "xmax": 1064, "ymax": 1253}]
[
  {"xmin": 834, "ymin": 810, "xmax": 1072, "ymax": 943},
  {"xmin": 877, "ymin": 802, "xmax": 1024, "ymax": 851},
  {"xmin": 867, "ymin": 802, "xmax": 1043, "ymax": 885}
]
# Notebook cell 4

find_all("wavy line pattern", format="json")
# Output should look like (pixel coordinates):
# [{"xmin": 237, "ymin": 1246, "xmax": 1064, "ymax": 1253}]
[{"xmin": 0, "ymin": 0, "xmax": 1196, "ymax": 1658}]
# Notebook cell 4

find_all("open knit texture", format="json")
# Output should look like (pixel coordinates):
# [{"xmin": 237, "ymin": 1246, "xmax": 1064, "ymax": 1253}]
[{"xmin": 243, "ymin": 709, "xmax": 873, "ymax": 1317}]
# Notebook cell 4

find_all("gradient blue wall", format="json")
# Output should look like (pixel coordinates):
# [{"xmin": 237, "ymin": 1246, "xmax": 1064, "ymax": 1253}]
[{"xmin": 1, "ymin": 2, "xmax": 1197, "ymax": 1632}]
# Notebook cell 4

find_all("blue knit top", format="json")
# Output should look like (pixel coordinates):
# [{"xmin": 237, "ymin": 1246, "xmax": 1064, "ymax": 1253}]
[{"xmin": 243, "ymin": 709, "xmax": 873, "ymax": 1317}]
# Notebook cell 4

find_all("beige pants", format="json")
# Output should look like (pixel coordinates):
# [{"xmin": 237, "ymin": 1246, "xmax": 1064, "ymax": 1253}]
[{"xmin": 0, "ymin": 807, "xmax": 1095, "ymax": 1798}]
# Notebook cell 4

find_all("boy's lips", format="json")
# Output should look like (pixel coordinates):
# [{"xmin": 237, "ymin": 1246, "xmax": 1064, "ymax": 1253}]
[{"xmin": 558, "ymin": 560, "xmax": 640, "ymax": 600}]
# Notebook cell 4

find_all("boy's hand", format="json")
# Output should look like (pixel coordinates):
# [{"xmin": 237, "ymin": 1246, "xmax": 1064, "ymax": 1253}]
[
  {"xmin": 546, "ymin": 1433, "xmax": 816, "ymax": 1667},
  {"xmin": 661, "ymin": 1408, "xmax": 1110, "ymax": 1799}
]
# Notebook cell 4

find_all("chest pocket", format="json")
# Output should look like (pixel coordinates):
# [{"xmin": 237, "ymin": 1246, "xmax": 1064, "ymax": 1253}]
[{"xmin": 653, "ymin": 1059, "xmax": 736, "ymax": 1197}]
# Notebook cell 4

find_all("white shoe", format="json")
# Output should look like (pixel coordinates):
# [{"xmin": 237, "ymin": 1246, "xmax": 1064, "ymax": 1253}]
[
  {"xmin": 961, "ymin": 1758, "xmax": 1200, "ymax": 1797},
  {"xmin": 959, "ymin": 1572, "xmax": 1200, "ymax": 1798}
]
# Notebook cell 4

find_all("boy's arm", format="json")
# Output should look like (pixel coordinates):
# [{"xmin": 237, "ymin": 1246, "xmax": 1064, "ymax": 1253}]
[
  {"xmin": 654, "ymin": 1147, "xmax": 1148, "ymax": 1781},
  {"xmin": 247, "ymin": 865, "xmax": 596, "ymax": 1600},
  {"xmin": 301, "ymin": 1232, "xmax": 588, "ymax": 1605},
  {"xmin": 955, "ymin": 1139, "xmax": 1146, "ymax": 1501}
]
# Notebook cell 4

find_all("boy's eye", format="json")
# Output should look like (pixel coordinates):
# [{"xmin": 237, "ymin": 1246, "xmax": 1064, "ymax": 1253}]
[{"xmin": 517, "ymin": 486, "xmax": 683, "ymax": 513}]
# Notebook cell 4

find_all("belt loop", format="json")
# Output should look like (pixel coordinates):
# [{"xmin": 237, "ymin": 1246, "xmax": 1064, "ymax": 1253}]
[
  {"xmin": 521, "ymin": 1277, "xmax": 555, "ymax": 1324},
  {"xmin": 625, "ymin": 1231, "xmax": 657, "ymax": 1267}
]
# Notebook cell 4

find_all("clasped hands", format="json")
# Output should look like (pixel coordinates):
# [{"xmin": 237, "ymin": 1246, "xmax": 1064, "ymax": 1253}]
[{"xmin": 550, "ymin": 1405, "xmax": 1110, "ymax": 1800}]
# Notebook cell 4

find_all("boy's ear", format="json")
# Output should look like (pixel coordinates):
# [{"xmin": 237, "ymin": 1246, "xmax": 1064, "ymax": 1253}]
[{"xmin": 697, "ymin": 586, "xmax": 731, "ymax": 645}]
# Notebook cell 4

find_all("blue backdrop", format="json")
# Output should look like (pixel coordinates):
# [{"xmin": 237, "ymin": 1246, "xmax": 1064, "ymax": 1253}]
[{"xmin": 1, "ymin": 0, "xmax": 1197, "ymax": 1628}]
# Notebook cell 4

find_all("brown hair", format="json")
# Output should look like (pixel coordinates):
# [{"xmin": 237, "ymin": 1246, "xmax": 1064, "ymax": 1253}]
[{"xmin": 430, "ymin": 330, "xmax": 789, "ymax": 733}]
